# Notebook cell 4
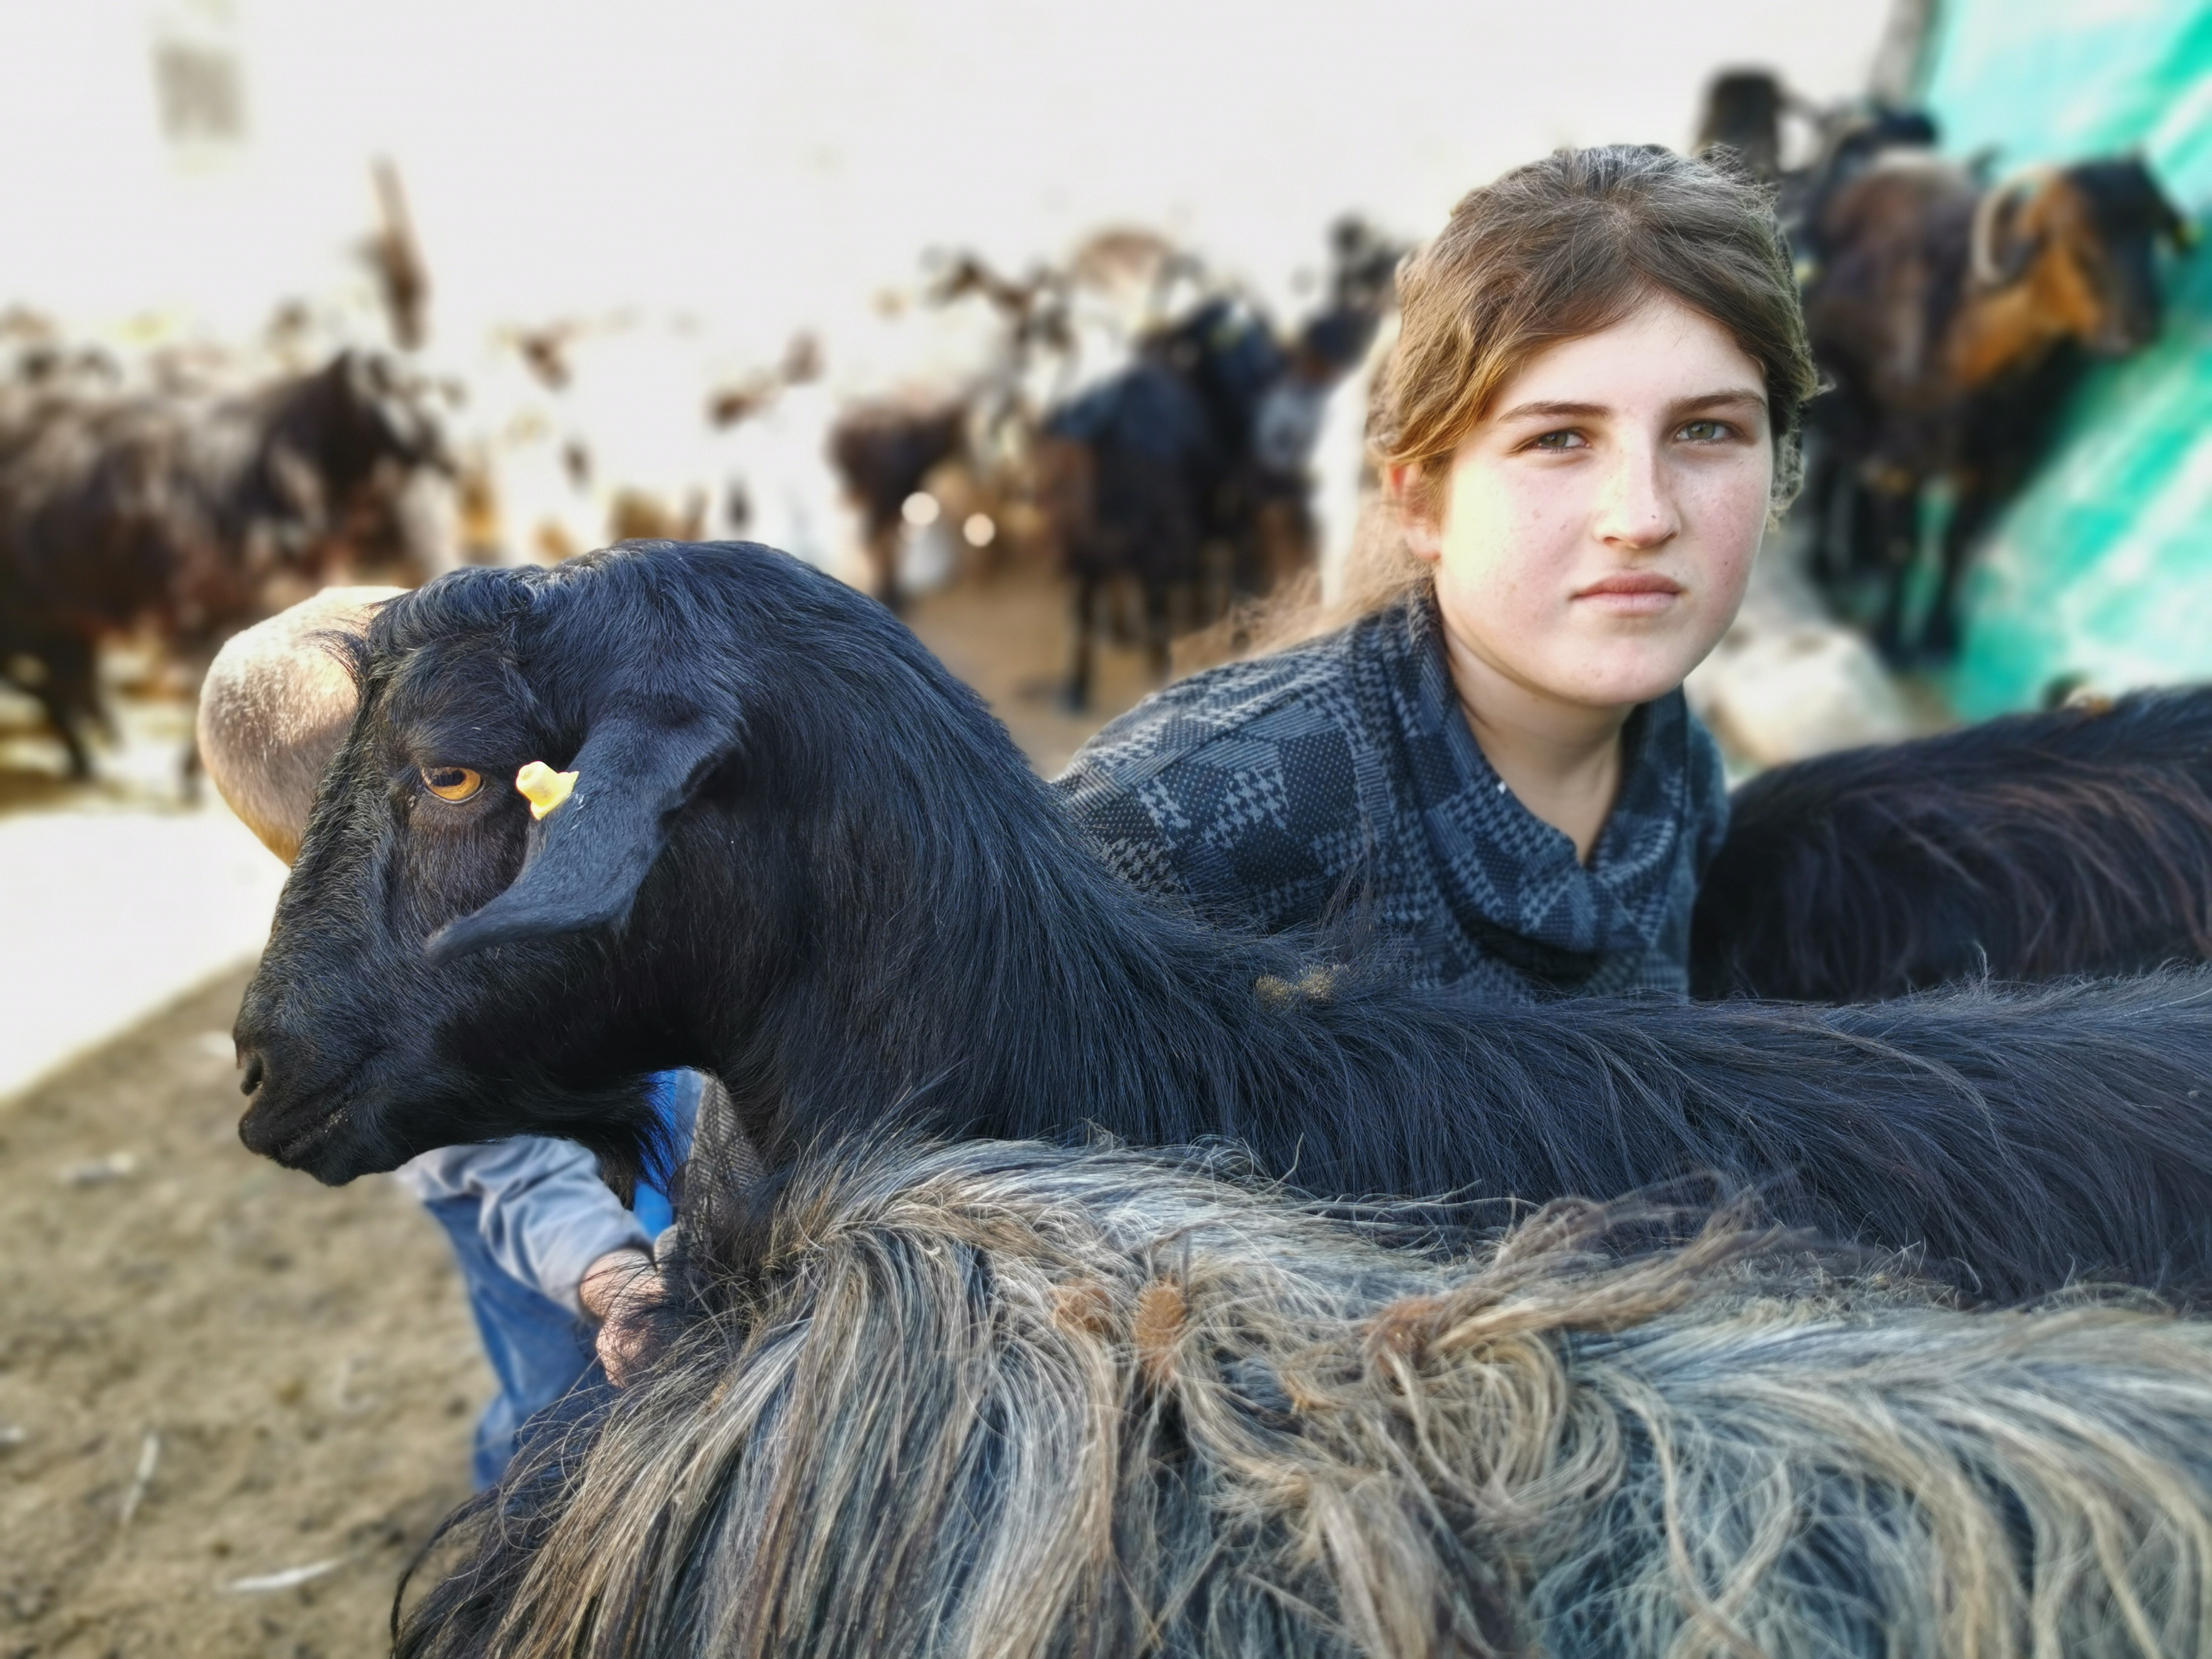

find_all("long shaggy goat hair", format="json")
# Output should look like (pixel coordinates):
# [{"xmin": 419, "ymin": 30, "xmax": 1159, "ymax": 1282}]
[
  {"xmin": 1694, "ymin": 686, "xmax": 2212, "ymax": 1001},
  {"xmin": 399, "ymin": 1134, "xmax": 2212, "ymax": 1659}
]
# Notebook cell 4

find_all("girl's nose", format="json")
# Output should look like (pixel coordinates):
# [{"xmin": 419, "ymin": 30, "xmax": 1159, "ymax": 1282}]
[{"xmin": 1594, "ymin": 444, "xmax": 1680, "ymax": 551}]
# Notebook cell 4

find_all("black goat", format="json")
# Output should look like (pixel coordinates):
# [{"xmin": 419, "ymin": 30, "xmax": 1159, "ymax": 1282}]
[
  {"xmin": 1046, "ymin": 229, "xmax": 1395, "ymax": 709},
  {"xmin": 1694, "ymin": 685, "xmax": 2212, "ymax": 1001},
  {"xmin": 1042, "ymin": 353, "xmax": 1221, "ymax": 704},
  {"xmin": 236, "ymin": 541, "xmax": 2212, "ymax": 1302},
  {"xmin": 0, "ymin": 349, "xmax": 448, "ymax": 779},
  {"xmin": 1694, "ymin": 69, "xmax": 1791, "ymax": 181}
]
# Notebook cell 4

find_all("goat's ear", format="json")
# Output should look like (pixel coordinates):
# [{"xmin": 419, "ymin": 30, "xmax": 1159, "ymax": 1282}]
[{"xmin": 424, "ymin": 709, "xmax": 731, "ymax": 962}]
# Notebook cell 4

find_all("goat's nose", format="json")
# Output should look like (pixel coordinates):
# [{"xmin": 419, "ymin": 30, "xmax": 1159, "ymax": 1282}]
[{"xmin": 240, "ymin": 1052, "xmax": 265, "ymax": 1096}]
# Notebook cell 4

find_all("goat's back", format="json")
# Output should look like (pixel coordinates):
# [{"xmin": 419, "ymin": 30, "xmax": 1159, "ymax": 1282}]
[
  {"xmin": 1692, "ymin": 686, "xmax": 2212, "ymax": 1000},
  {"xmin": 397, "ymin": 1138, "xmax": 2212, "ymax": 1659}
]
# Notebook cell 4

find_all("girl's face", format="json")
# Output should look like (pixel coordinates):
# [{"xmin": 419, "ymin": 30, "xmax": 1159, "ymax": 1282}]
[{"xmin": 1403, "ymin": 294, "xmax": 1772, "ymax": 711}]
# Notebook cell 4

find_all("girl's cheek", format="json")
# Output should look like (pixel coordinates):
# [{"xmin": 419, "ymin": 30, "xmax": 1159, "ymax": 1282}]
[
  {"xmin": 1435, "ymin": 486, "xmax": 1507, "ymax": 597},
  {"xmin": 1706, "ymin": 450, "xmax": 1774, "ymax": 547},
  {"xmin": 1723, "ymin": 512, "xmax": 1767, "ymax": 606},
  {"xmin": 1691, "ymin": 476, "xmax": 1768, "ymax": 643},
  {"xmin": 1460, "ymin": 472, "xmax": 1579, "ymax": 592}
]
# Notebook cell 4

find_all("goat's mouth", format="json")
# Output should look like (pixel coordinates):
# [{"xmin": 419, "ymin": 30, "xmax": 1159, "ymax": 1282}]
[
  {"xmin": 271, "ymin": 1099, "xmax": 352, "ymax": 1166},
  {"xmin": 238, "ymin": 1074, "xmax": 372, "ymax": 1181}
]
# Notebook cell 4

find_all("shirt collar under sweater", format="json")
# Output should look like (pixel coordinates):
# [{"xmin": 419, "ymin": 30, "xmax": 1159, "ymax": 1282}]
[{"xmin": 1382, "ymin": 591, "xmax": 1700, "ymax": 965}]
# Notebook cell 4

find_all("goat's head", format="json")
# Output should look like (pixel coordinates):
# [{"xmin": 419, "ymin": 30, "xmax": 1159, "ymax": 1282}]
[
  {"xmin": 260, "ymin": 351, "xmax": 455, "ymax": 583},
  {"xmin": 232, "ymin": 539, "xmax": 990, "ymax": 1185},
  {"xmin": 1969, "ymin": 158, "xmax": 2191, "ymax": 357},
  {"xmin": 292, "ymin": 349, "xmax": 451, "ymax": 481}
]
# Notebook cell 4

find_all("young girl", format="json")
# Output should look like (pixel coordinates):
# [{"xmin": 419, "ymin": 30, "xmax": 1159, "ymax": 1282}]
[{"xmin": 1062, "ymin": 142, "xmax": 1815, "ymax": 998}]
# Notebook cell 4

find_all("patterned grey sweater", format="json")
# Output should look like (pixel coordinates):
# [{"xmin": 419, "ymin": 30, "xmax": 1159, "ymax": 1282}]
[{"xmin": 1053, "ymin": 591, "xmax": 1729, "ymax": 1000}]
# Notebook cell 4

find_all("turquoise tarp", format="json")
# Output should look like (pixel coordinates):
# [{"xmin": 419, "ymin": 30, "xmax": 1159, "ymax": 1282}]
[{"xmin": 1912, "ymin": 4, "xmax": 2212, "ymax": 716}]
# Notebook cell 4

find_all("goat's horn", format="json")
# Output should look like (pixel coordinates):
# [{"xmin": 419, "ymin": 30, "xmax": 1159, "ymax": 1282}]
[
  {"xmin": 1969, "ymin": 166, "xmax": 2057, "ymax": 290},
  {"xmin": 515, "ymin": 761, "xmax": 580, "ymax": 820}
]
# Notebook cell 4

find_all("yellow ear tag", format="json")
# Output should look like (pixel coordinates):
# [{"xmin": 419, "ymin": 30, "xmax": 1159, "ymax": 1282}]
[{"xmin": 515, "ymin": 761, "xmax": 579, "ymax": 820}]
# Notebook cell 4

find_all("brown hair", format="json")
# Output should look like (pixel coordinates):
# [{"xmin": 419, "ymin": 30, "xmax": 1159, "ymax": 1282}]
[{"xmin": 1324, "ymin": 144, "xmax": 1818, "ymax": 628}]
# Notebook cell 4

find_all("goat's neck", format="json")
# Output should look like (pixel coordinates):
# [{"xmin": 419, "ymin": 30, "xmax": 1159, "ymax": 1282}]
[
  {"xmin": 1948, "ymin": 273, "xmax": 2093, "ymax": 390},
  {"xmin": 702, "ymin": 768, "xmax": 1302, "ymax": 1158}
]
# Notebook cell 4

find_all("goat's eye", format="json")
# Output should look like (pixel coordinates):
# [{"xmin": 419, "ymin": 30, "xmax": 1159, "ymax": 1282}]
[{"xmin": 421, "ymin": 765, "xmax": 483, "ymax": 802}]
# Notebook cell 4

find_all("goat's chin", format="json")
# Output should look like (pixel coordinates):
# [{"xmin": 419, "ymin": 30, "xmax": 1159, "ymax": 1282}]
[{"xmin": 238, "ymin": 1083, "xmax": 401, "ymax": 1184}]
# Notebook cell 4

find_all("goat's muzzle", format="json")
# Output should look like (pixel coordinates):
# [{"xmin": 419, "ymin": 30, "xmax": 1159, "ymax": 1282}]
[
  {"xmin": 235, "ymin": 1067, "xmax": 367, "ymax": 1182},
  {"xmin": 232, "ymin": 1002, "xmax": 382, "ymax": 1184}
]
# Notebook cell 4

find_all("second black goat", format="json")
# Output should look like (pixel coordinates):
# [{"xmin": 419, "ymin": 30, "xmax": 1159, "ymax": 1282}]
[
  {"xmin": 1695, "ymin": 686, "xmax": 2212, "ymax": 1000},
  {"xmin": 235, "ymin": 541, "xmax": 2212, "ymax": 1302}
]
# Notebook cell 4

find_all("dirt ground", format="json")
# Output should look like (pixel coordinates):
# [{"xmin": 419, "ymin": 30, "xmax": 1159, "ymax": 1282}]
[
  {"xmin": 0, "ymin": 565, "xmax": 1156, "ymax": 1657},
  {"xmin": 0, "ymin": 962, "xmax": 483, "ymax": 1658}
]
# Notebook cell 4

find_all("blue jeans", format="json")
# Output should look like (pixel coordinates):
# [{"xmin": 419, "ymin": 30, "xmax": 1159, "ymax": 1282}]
[{"xmin": 429, "ymin": 1071, "xmax": 700, "ymax": 1489}]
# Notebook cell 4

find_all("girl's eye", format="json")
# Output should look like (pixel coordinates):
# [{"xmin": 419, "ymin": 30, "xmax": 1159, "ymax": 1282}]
[
  {"xmin": 421, "ymin": 765, "xmax": 483, "ymax": 802},
  {"xmin": 1678, "ymin": 420, "xmax": 1732, "ymax": 442},
  {"xmin": 1531, "ymin": 429, "xmax": 1587, "ymax": 451}
]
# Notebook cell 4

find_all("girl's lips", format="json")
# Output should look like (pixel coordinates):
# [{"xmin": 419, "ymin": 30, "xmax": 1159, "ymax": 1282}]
[{"xmin": 1574, "ymin": 573, "xmax": 1684, "ymax": 614}]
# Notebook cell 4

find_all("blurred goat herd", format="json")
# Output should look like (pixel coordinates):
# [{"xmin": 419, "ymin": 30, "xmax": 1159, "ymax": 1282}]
[{"xmin": 0, "ymin": 71, "xmax": 2191, "ymax": 791}]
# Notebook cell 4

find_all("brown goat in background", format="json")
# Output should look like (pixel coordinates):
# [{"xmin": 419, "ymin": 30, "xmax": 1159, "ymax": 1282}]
[
  {"xmin": 826, "ymin": 400, "xmax": 968, "ymax": 613},
  {"xmin": 1799, "ymin": 155, "xmax": 2190, "ymax": 660}
]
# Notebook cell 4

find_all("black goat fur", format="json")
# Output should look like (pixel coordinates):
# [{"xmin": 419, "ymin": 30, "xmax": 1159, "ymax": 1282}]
[
  {"xmin": 1695, "ymin": 686, "xmax": 2212, "ymax": 1000},
  {"xmin": 235, "ymin": 541, "xmax": 2212, "ymax": 1302}
]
